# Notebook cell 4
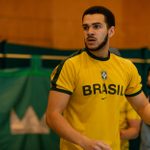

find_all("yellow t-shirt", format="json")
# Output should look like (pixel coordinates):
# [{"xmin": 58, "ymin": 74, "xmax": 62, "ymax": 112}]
[{"xmin": 51, "ymin": 49, "xmax": 142, "ymax": 150}]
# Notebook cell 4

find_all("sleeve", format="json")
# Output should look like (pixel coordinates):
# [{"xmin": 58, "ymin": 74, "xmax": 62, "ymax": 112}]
[
  {"xmin": 125, "ymin": 61, "xmax": 142, "ymax": 97},
  {"xmin": 50, "ymin": 59, "xmax": 76, "ymax": 95}
]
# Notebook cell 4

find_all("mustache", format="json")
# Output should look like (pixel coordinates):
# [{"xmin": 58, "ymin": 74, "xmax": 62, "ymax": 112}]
[{"xmin": 87, "ymin": 35, "xmax": 96, "ymax": 40}]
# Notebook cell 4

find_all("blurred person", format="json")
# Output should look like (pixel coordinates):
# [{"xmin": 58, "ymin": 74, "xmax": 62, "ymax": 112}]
[
  {"xmin": 46, "ymin": 6, "xmax": 150, "ymax": 150},
  {"xmin": 140, "ymin": 67, "xmax": 150, "ymax": 150},
  {"xmin": 120, "ymin": 98, "xmax": 141, "ymax": 150},
  {"xmin": 109, "ymin": 48, "xmax": 141, "ymax": 150},
  {"xmin": 109, "ymin": 47, "xmax": 121, "ymax": 56}
]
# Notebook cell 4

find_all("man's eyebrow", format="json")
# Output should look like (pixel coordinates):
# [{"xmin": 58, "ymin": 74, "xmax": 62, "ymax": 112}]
[
  {"xmin": 82, "ymin": 22, "xmax": 101, "ymax": 26},
  {"xmin": 92, "ymin": 22, "xmax": 102, "ymax": 25},
  {"xmin": 82, "ymin": 23, "xmax": 89, "ymax": 27}
]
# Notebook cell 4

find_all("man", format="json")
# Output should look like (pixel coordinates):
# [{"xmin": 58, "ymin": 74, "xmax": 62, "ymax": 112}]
[
  {"xmin": 46, "ymin": 6, "xmax": 150, "ymax": 150},
  {"xmin": 140, "ymin": 67, "xmax": 150, "ymax": 150}
]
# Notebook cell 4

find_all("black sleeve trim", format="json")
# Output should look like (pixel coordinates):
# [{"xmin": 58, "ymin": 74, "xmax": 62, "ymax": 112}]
[
  {"xmin": 125, "ymin": 89, "xmax": 142, "ymax": 97},
  {"xmin": 51, "ymin": 87, "xmax": 73, "ymax": 95},
  {"xmin": 51, "ymin": 49, "xmax": 84, "ymax": 88}
]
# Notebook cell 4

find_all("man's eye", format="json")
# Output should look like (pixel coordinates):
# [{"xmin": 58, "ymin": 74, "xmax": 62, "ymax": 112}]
[
  {"xmin": 93, "ymin": 24, "xmax": 101, "ymax": 29},
  {"xmin": 83, "ymin": 26, "xmax": 89, "ymax": 31}
]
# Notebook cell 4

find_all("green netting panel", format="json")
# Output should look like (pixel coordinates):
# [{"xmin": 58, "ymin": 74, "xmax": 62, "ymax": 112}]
[{"xmin": 0, "ymin": 56, "xmax": 59, "ymax": 150}]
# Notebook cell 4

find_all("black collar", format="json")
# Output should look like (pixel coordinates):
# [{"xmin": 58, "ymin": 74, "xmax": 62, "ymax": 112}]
[{"xmin": 85, "ymin": 48, "xmax": 110, "ymax": 61}]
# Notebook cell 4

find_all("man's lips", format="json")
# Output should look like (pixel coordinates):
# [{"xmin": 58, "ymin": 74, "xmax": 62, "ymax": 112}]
[{"xmin": 86, "ymin": 38, "xmax": 96, "ymax": 45}]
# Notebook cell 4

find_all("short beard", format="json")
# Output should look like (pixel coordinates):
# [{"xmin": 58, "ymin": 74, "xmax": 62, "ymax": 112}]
[{"xmin": 85, "ymin": 34, "xmax": 108, "ymax": 51}]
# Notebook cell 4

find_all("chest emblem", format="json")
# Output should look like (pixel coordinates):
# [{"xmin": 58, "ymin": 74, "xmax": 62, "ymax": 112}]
[{"xmin": 101, "ymin": 71, "xmax": 107, "ymax": 80}]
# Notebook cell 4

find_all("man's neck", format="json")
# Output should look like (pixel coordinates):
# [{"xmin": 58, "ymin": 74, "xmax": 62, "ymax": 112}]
[{"xmin": 88, "ymin": 46, "xmax": 109, "ymax": 58}]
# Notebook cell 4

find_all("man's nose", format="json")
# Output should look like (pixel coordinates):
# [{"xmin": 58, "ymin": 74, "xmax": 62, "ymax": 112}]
[{"xmin": 87, "ymin": 27, "xmax": 94, "ymax": 35}]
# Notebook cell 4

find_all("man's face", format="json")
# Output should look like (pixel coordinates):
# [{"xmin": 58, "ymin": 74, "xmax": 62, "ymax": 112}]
[{"xmin": 82, "ymin": 14, "xmax": 109, "ymax": 51}]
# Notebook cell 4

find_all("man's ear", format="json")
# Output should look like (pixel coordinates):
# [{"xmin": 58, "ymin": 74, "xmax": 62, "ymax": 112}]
[{"xmin": 108, "ymin": 26, "xmax": 115, "ymax": 38}]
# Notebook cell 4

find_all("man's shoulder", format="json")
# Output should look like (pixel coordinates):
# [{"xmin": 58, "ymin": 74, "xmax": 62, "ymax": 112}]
[
  {"xmin": 111, "ymin": 53, "xmax": 133, "ymax": 65},
  {"xmin": 63, "ymin": 49, "xmax": 87, "ymax": 65},
  {"xmin": 58, "ymin": 49, "xmax": 86, "ymax": 69}
]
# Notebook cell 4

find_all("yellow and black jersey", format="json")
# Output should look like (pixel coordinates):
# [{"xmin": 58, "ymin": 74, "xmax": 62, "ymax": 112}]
[{"xmin": 50, "ymin": 48, "xmax": 142, "ymax": 150}]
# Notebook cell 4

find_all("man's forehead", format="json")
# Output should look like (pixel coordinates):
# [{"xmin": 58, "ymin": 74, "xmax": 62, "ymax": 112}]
[{"xmin": 82, "ymin": 14, "xmax": 105, "ymax": 24}]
